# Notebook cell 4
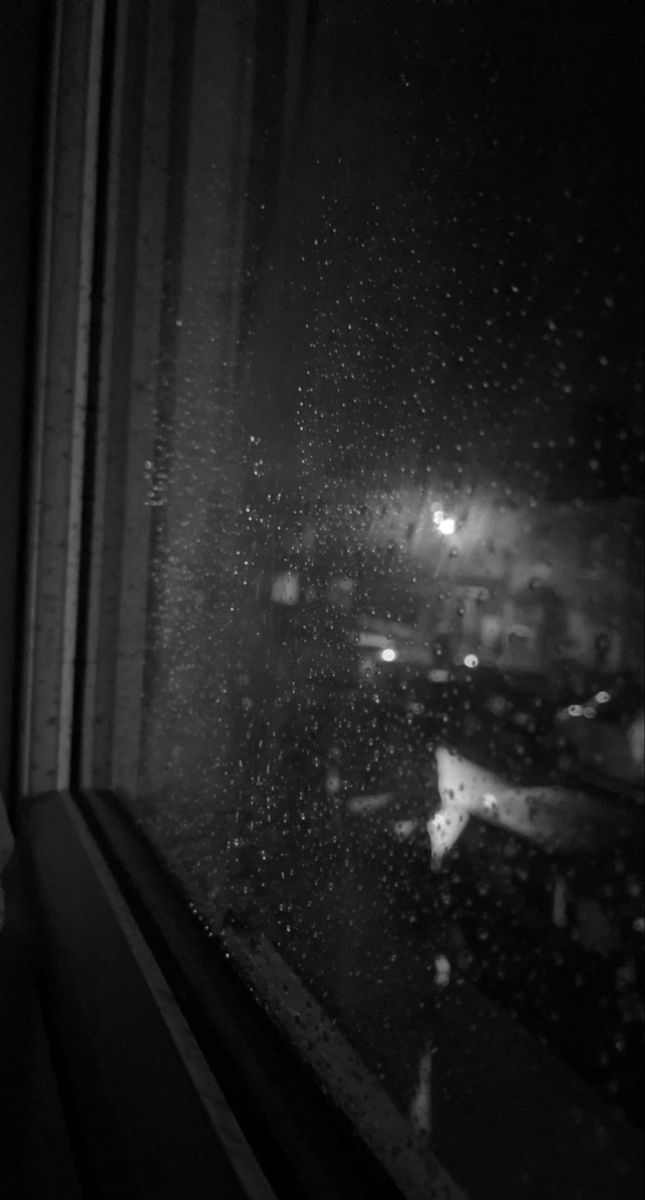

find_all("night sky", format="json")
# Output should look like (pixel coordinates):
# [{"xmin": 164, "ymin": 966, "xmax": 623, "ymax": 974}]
[{"xmin": 242, "ymin": 0, "xmax": 644, "ymax": 505}]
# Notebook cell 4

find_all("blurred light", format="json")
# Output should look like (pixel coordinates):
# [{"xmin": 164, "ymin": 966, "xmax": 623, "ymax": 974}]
[
  {"xmin": 427, "ymin": 807, "xmax": 469, "ymax": 868},
  {"xmin": 393, "ymin": 819, "xmax": 417, "ymax": 840},
  {"xmin": 594, "ymin": 690, "xmax": 611, "ymax": 704},
  {"xmin": 434, "ymin": 954, "xmax": 451, "ymax": 988},
  {"xmin": 347, "ymin": 792, "xmax": 392, "ymax": 814},
  {"xmin": 568, "ymin": 704, "xmax": 583, "ymax": 717},
  {"xmin": 381, "ymin": 647, "xmax": 397, "ymax": 662},
  {"xmin": 583, "ymin": 706, "xmax": 596, "ymax": 719},
  {"xmin": 464, "ymin": 654, "xmax": 479, "ymax": 669},
  {"xmin": 325, "ymin": 767, "xmax": 342, "ymax": 796},
  {"xmin": 482, "ymin": 792, "xmax": 498, "ymax": 813},
  {"xmin": 270, "ymin": 571, "xmax": 300, "ymax": 605},
  {"xmin": 438, "ymin": 517, "xmax": 456, "ymax": 535},
  {"xmin": 433, "ymin": 509, "xmax": 444, "ymax": 526},
  {"xmin": 430, "ymin": 669, "xmax": 450, "ymax": 682}
]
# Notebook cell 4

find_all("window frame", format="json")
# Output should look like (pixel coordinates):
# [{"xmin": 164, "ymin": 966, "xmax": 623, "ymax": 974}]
[
  {"xmin": 18, "ymin": 4, "xmax": 644, "ymax": 1199},
  {"xmin": 17, "ymin": 4, "xmax": 440, "ymax": 1196}
]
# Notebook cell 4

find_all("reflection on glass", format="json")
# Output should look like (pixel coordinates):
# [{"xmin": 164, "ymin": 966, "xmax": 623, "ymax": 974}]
[{"xmin": 135, "ymin": 2, "xmax": 643, "ymax": 1196}]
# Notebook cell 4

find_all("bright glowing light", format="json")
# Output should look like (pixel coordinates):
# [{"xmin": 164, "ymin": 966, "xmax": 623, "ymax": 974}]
[
  {"xmin": 594, "ymin": 691, "xmax": 611, "ymax": 704},
  {"xmin": 433, "ymin": 509, "xmax": 444, "ymax": 526},
  {"xmin": 568, "ymin": 704, "xmax": 583, "ymax": 717},
  {"xmin": 464, "ymin": 654, "xmax": 479, "ymax": 669},
  {"xmin": 438, "ymin": 517, "xmax": 456, "ymax": 535},
  {"xmin": 482, "ymin": 792, "xmax": 498, "ymax": 814},
  {"xmin": 380, "ymin": 647, "xmax": 397, "ymax": 662}
]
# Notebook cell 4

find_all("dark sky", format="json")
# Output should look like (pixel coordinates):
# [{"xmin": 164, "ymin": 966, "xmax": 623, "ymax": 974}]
[{"xmin": 243, "ymin": 0, "xmax": 644, "ymax": 504}]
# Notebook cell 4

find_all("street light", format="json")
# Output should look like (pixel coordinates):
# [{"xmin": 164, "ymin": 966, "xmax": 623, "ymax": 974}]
[
  {"xmin": 433, "ymin": 509, "xmax": 456, "ymax": 536},
  {"xmin": 432, "ymin": 509, "xmax": 458, "ymax": 579}
]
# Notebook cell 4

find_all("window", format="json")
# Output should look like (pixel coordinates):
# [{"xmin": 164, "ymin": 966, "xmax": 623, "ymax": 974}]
[{"xmin": 23, "ymin": 2, "xmax": 643, "ymax": 1198}]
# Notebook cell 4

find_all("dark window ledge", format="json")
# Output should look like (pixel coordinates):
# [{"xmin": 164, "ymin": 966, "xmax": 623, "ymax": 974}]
[
  {"xmin": 0, "ymin": 845, "xmax": 81, "ymax": 1200},
  {"xmin": 16, "ymin": 790, "xmax": 408, "ymax": 1200}
]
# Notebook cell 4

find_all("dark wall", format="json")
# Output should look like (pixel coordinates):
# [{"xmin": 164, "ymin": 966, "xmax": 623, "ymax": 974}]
[{"xmin": 0, "ymin": 0, "xmax": 47, "ymax": 799}]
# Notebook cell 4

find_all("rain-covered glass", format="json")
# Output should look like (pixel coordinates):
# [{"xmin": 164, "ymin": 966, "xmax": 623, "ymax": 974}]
[{"xmin": 128, "ymin": 2, "xmax": 643, "ymax": 1196}]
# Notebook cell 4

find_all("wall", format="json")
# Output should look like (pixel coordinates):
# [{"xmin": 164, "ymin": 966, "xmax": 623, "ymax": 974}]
[{"xmin": 0, "ymin": 1, "xmax": 46, "ymax": 800}]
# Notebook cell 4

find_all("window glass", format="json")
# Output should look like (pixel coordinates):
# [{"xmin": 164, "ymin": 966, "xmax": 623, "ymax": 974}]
[{"xmin": 125, "ymin": 2, "xmax": 643, "ymax": 1195}]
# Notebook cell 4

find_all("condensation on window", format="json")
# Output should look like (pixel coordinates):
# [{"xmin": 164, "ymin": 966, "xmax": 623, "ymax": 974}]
[{"xmin": 129, "ymin": 2, "xmax": 644, "ymax": 1197}]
